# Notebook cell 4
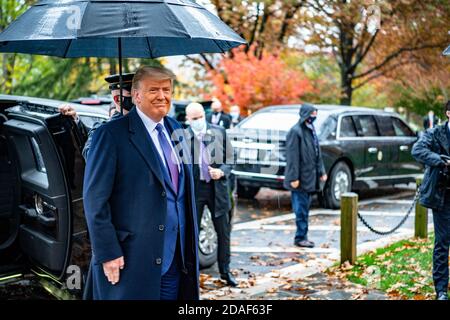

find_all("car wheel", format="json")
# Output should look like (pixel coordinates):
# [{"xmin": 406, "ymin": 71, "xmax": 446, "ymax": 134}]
[
  {"xmin": 321, "ymin": 161, "xmax": 352, "ymax": 209},
  {"xmin": 236, "ymin": 183, "xmax": 260, "ymax": 199},
  {"xmin": 198, "ymin": 206, "xmax": 218, "ymax": 269}
]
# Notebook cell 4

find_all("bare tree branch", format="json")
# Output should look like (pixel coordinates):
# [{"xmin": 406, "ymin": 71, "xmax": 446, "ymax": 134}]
[
  {"xmin": 352, "ymin": 59, "xmax": 411, "ymax": 90},
  {"xmin": 353, "ymin": 43, "xmax": 445, "ymax": 80},
  {"xmin": 350, "ymin": 29, "xmax": 379, "ymax": 73},
  {"xmin": 247, "ymin": 2, "xmax": 261, "ymax": 51},
  {"xmin": 278, "ymin": 1, "xmax": 305, "ymax": 43}
]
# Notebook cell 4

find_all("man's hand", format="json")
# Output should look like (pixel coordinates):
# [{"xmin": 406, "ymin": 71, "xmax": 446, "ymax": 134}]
[
  {"xmin": 320, "ymin": 174, "xmax": 328, "ymax": 182},
  {"xmin": 208, "ymin": 166, "xmax": 224, "ymax": 180},
  {"xmin": 290, "ymin": 180, "xmax": 300, "ymax": 189},
  {"xmin": 102, "ymin": 256, "xmax": 125, "ymax": 285},
  {"xmin": 58, "ymin": 104, "xmax": 79, "ymax": 121}
]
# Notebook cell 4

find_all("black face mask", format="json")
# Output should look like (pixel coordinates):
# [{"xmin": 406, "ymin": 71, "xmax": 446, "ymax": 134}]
[
  {"xmin": 307, "ymin": 116, "xmax": 317, "ymax": 124},
  {"xmin": 120, "ymin": 96, "xmax": 134, "ymax": 111}
]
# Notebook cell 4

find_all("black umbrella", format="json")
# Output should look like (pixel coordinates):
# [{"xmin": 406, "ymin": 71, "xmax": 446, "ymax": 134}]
[{"xmin": 0, "ymin": 0, "xmax": 246, "ymax": 111}]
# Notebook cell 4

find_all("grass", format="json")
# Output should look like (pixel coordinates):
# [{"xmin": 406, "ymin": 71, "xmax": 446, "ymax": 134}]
[{"xmin": 328, "ymin": 235, "xmax": 436, "ymax": 299}]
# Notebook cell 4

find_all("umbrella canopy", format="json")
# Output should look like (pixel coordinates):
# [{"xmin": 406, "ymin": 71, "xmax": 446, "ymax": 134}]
[
  {"xmin": 444, "ymin": 45, "xmax": 450, "ymax": 56},
  {"xmin": 0, "ymin": 0, "xmax": 246, "ymax": 58}
]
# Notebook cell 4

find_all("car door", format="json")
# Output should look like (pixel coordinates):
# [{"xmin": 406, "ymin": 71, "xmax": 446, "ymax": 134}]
[
  {"xmin": 353, "ymin": 114, "xmax": 390, "ymax": 180},
  {"xmin": 1, "ymin": 113, "xmax": 73, "ymax": 281},
  {"xmin": 336, "ymin": 115, "xmax": 367, "ymax": 180},
  {"xmin": 391, "ymin": 116, "xmax": 422, "ymax": 176},
  {"xmin": 373, "ymin": 115, "xmax": 398, "ymax": 180}
]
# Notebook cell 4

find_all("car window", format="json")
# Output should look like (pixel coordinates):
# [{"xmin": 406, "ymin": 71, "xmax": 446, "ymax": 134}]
[
  {"xmin": 239, "ymin": 109, "xmax": 332, "ymax": 135},
  {"xmin": 239, "ymin": 112, "xmax": 300, "ymax": 131},
  {"xmin": 392, "ymin": 117, "xmax": 415, "ymax": 137},
  {"xmin": 319, "ymin": 116, "xmax": 337, "ymax": 140},
  {"xmin": 354, "ymin": 115, "xmax": 379, "ymax": 137},
  {"xmin": 339, "ymin": 116, "xmax": 357, "ymax": 137},
  {"xmin": 376, "ymin": 116, "xmax": 395, "ymax": 136}
]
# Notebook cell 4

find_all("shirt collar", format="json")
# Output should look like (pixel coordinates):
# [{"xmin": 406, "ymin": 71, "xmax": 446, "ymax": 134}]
[{"xmin": 136, "ymin": 106, "xmax": 165, "ymax": 133}]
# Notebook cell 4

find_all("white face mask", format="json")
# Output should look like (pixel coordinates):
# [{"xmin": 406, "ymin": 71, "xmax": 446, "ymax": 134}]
[
  {"xmin": 190, "ymin": 118, "xmax": 206, "ymax": 132},
  {"xmin": 230, "ymin": 112, "xmax": 240, "ymax": 120}
]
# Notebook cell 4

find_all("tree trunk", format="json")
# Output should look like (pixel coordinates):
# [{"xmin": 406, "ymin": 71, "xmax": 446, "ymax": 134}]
[
  {"xmin": 338, "ymin": 21, "xmax": 355, "ymax": 106},
  {"xmin": 340, "ymin": 71, "xmax": 353, "ymax": 106}
]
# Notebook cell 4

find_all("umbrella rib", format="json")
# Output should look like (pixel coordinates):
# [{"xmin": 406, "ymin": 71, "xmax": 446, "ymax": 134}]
[
  {"xmin": 146, "ymin": 37, "xmax": 154, "ymax": 59},
  {"xmin": 213, "ymin": 39, "xmax": 226, "ymax": 54},
  {"xmin": 164, "ymin": 2, "xmax": 191, "ymax": 38},
  {"xmin": 62, "ymin": 39, "xmax": 72, "ymax": 58}
]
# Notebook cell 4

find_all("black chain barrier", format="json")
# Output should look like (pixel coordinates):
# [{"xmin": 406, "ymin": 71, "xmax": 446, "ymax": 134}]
[{"xmin": 356, "ymin": 189, "xmax": 421, "ymax": 236}]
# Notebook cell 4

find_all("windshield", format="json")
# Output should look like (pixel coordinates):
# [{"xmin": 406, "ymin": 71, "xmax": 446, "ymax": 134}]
[{"xmin": 239, "ymin": 109, "xmax": 332, "ymax": 134}]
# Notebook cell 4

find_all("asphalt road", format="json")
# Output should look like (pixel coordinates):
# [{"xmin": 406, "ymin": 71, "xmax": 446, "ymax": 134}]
[{"xmin": 200, "ymin": 184, "xmax": 425, "ymax": 299}]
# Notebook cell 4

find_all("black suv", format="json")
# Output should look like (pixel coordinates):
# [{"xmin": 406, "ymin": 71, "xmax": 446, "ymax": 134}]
[
  {"xmin": 0, "ymin": 94, "xmax": 217, "ymax": 298},
  {"xmin": 229, "ymin": 104, "xmax": 422, "ymax": 208}
]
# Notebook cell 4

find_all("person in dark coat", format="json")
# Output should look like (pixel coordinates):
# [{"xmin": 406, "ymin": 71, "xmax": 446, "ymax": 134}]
[
  {"xmin": 229, "ymin": 105, "xmax": 244, "ymax": 129},
  {"xmin": 206, "ymin": 98, "xmax": 231, "ymax": 129},
  {"xmin": 83, "ymin": 66, "xmax": 199, "ymax": 300},
  {"xmin": 185, "ymin": 102, "xmax": 237, "ymax": 286},
  {"xmin": 412, "ymin": 100, "xmax": 450, "ymax": 300},
  {"xmin": 423, "ymin": 110, "xmax": 439, "ymax": 130},
  {"xmin": 58, "ymin": 72, "xmax": 135, "ymax": 161},
  {"xmin": 283, "ymin": 103, "xmax": 327, "ymax": 248}
]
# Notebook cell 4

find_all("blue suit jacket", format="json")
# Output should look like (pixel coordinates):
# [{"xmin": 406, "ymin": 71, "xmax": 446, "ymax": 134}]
[{"xmin": 83, "ymin": 107, "xmax": 199, "ymax": 300}]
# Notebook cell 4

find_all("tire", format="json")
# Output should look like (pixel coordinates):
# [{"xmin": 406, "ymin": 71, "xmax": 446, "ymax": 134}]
[
  {"xmin": 236, "ymin": 183, "xmax": 260, "ymax": 199},
  {"xmin": 321, "ymin": 161, "xmax": 352, "ymax": 209},
  {"xmin": 198, "ymin": 206, "xmax": 218, "ymax": 269}
]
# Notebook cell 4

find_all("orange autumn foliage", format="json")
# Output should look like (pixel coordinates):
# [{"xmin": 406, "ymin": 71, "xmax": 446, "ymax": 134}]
[{"xmin": 207, "ymin": 48, "xmax": 313, "ymax": 114}]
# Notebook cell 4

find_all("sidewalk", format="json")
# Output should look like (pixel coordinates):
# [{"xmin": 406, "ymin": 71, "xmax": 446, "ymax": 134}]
[{"xmin": 200, "ymin": 270, "xmax": 387, "ymax": 300}]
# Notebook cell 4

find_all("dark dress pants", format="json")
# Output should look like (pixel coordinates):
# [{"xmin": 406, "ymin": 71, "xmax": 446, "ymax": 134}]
[
  {"xmin": 160, "ymin": 236, "xmax": 182, "ymax": 300},
  {"xmin": 196, "ymin": 180, "xmax": 232, "ymax": 274},
  {"xmin": 432, "ymin": 191, "xmax": 450, "ymax": 295}
]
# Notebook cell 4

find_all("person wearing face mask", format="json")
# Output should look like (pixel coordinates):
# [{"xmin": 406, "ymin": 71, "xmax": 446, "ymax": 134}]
[
  {"xmin": 185, "ymin": 102, "xmax": 237, "ymax": 287},
  {"xmin": 423, "ymin": 110, "xmax": 440, "ymax": 130},
  {"xmin": 59, "ymin": 73, "xmax": 135, "ymax": 161},
  {"xmin": 283, "ymin": 103, "xmax": 328, "ymax": 248},
  {"xmin": 229, "ymin": 105, "xmax": 244, "ymax": 129},
  {"xmin": 206, "ymin": 98, "xmax": 232, "ymax": 129}
]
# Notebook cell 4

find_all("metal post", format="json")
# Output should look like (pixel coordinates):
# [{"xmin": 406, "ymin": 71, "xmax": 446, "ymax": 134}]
[
  {"xmin": 341, "ymin": 192, "xmax": 358, "ymax": 265},
  {"xmin": 415, "ymin": 177, "xmax": 428, "ymax": 239}
]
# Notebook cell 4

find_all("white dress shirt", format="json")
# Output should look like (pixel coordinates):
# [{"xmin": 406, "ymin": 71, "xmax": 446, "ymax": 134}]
[
  {"xmin": 136, "ymin": 106, "xmax": 180, "ymax": 171},
  {"xmin": 192, "ymin": 126, "xmax": 208, "ymax": 179},
  {"xmin": 211, "ymin": 112, "xmax": 221, "ymax": 125}
]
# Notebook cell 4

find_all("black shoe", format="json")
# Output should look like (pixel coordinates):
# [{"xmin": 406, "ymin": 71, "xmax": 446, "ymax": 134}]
[
  {"xmin": 437, "ymin": 292, "xmax": 448, "ymax": 300},
  {"xmin": 220, "ymin": 272, "xmax": 238, "ymax": 287},
  {"xmin": 294, "ymin": 240, "xmax": 315, "ymax": 248}
]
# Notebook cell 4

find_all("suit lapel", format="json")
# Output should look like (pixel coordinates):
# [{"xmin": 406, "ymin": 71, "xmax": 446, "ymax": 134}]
[{"xmin": 128, "ymin": 108, "xmax": 166, "ymax": 189}]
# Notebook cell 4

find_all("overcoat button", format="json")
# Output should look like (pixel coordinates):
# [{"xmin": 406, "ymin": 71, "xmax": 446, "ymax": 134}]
[{"xmin": 156, "ymin": 258, "xmax": 162, "ymax": 265}]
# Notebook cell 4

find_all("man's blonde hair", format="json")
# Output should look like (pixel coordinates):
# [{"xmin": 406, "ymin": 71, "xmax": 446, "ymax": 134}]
[{"xmin": 131, "ymin": 66, "xmax": 176, "ymax": 91}]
